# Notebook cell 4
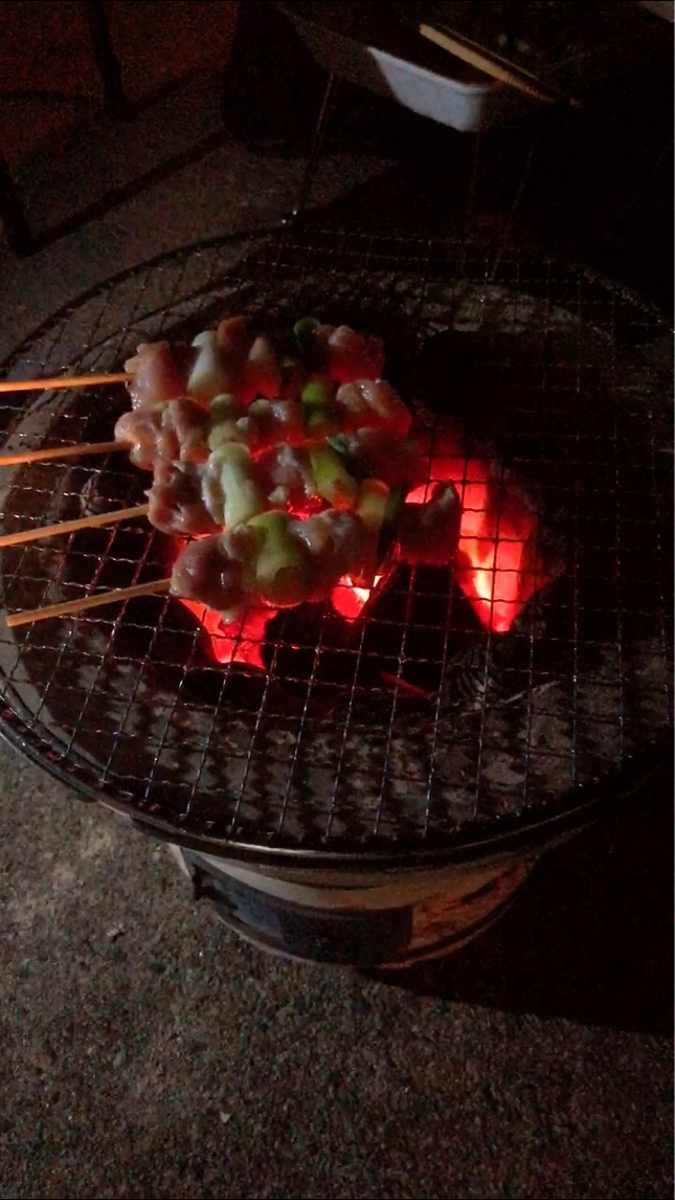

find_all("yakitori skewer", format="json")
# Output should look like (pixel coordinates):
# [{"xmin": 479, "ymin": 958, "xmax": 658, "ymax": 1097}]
[
  {"xmin": 0, "ymin": 440, "xmax": 122, "ymax": 467},
  {"xmin": 0, "ymin": 504, "xmax": 149, "ymax": 549},
  {"xmin": 5, "ymin": 578, "xmax": 171, "ymax": 628},
  {"xmin": 0, "ymin": 372, "xmax": 130, "ymax": 394}
]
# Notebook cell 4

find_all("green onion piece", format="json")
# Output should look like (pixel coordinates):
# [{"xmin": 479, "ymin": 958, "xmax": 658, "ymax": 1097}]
[
  {"xmin": 294, "ymin": 316, "xmax": 325, "ymax": 372},
  {"xmin": 208, "ymin": 395, "xmax": 246, "ymax": 450},
  {"xmin": 356, "ymin": 479, "xmax": 390, "ymax": 535},
  {"xmin": 201, "ymin": 467, "xmax": 225, "ymax": 526},
  {"xmin": 217, "ymin": 443, "xmax": 268, "ymax": 528},
  {"xmin": 301, "ymin": 379, "xmax": 334, "ymax": 406},
  {"xmin": 325, "ymin": 434, "xmax": 371, "ymax": 482},
  {"xmin": 350, "ymin": 479, "xmax": 390, "ymax": 588},
  {"xmin": 293, "ymin": 317, "xmax": 321, "ymax": 340},
  {"xmin": 305, "ymin": 410, "xmax": 331, "ymax": 435},
  {"xmin": 378, "ymin": 481, "xmax": 410, "ymax": 559},
  {"xmin": 210, "ymin": 395, "xmax": 238, "ymax": 422},
  {"xmin": 301, "ymin": 378, "xmax": 337, "ymax": 435},
  {"xmin": 326, "ymin": 433, "xmax": 350, "ymax": 453},
  {"xmin": 248, "ymin": 511, "xmax": 311, "ymax": 606},
  {"xmin": 309, "ymin": 445, "xmax": 359, "ymax": 510}
]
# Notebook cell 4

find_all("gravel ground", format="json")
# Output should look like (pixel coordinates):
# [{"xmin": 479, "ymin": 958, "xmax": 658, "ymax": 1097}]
[{"xmin": 0, "ymin": 743, "xmax": 672, "ymax": 1200}]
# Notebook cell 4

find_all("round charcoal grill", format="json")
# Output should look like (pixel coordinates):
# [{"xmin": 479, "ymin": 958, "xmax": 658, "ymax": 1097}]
[{"xmin": 0, "ymin": 228, "xmax": 672, "ymax": 964}]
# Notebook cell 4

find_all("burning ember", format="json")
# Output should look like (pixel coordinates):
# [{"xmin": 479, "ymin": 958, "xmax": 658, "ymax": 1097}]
[
  {"xmin": 178, "ymin": 600, "xmax": 270, "ymax": 670},
  {"xmin": 330, "ymin": 575, "xmax": 383, "ymax": 620},
  {"xmin": 173, "ymin": 431, "xmax": 554, "ymax": 666},
  {"xmin": 330, "ymin": 432, "xmax": 554, "ymax": 633},
  {"xmin": 408, "ymin": 432, "xmax": 552, "ymax": 635}
]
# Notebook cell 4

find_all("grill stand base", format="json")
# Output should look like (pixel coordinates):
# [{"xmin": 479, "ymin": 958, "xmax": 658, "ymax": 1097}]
[{"xmin": 168, "ymin": 845, "xmax": 537, "ymax": 967}]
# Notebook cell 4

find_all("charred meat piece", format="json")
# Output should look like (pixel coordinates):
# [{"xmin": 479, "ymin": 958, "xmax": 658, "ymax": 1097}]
[
  {"xmin": 257, "ymin": 444, "xmax": 324, "ymax": 513},
  {"xmin": 245, "ymin": 334, "xmax": 282, "ymax": 401},
  {"xmin": 335, "ymin": 379, "xmax": 411, "ymax": 436},
  {"xmin": 114, "ymin": 398, "xmax": 210, "ymax": 469},
  {"xmin": 163, "ymin": 399, "xmax": 211, "ymax": 464},
  {"xmin": 169, "ymin": 506, "xmax": 381, "ymax": 619},
  {"xmin": 207, "ymin": 396, "xmax": 306, "ymax": 456},
  {"xmin": 329, "ymin": 428, "xmax": 427, "ymax": 491},
  {"xmin": 188, "ymin": 319, "xmax": 281, "ymax": 403},
  {"xmin": 123, "ymin": 318, "xmax": 282, "ymax": 412},
  {"xmin": 288, "ymin": 508, "xmax": 374, "ymax": 596},
  {"xmin": 114, "ymin": 406, "xmax": 166, "ymax": 469},
  {"xmin": 397, "ymin": 482, "xmax": 461, "ymax": 566},
  {"xmin": 146, "ymin": 461, "xmax": 220, "ymax": 537},
  {"xmin": 313, "ymin": 325, "xmax": 385, "ymax": 383},
  {"xmin": 170, "ymin": 523, "xmax": 259, "ymax": 615},
  {"xmin": 123, "ymin": 341, "xmax": 194, "ymax": 410}
]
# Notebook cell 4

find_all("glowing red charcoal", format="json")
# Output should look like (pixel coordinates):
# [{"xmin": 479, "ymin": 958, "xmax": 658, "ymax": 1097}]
[
  {"xmin": 165, "ymin": 427, "xmax": 554, "ymax": 664},
  {"xmin": 408, "ymin": 432, "xmax": 553, "ymax": 634},
  {"xmin": 168, "ymin": 543, "xmax": 385, "ymax": 666},
  {"xmin": 164, "ymin": 535, "xmax": 273, "ymax": 669},
  {"xmin": 179, "ymin": 575, "xmax": 388, "ymax": 666},
  {"xmin": 330, "ymin": 574, "xmax": 384, "ymax": 619},
  {"xmin": 454, "ymin": 459, "xmax": 540, "ymax": 634},
  {"xmin": 179, "ymin": 576, "xmax": 389, "ymax": 664},
  {"xmin": 178, "ymin": 599, "xmax": 271, "ymax": 669}
]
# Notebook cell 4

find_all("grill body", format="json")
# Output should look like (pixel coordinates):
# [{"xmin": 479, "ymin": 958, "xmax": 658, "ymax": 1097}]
[
  {"xmin": 171, "ymin": 841, "xmax": 539, "ymax": 966},
  {"xmin": 0, "ymin": 229, "xmax": 671, "ymax": 941}
]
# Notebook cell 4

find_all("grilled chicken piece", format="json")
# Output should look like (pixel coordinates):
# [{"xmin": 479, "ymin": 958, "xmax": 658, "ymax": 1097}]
[
  {"xmin": 313, "ymin": 325, "xmax": 385, "ymax": 383},
  {"xmin": 397, "ymin": 482, "xmax": 461, "ymax": 566},
  {"xmin": 146, "ymin": 461, "xmax": 220, "ymax": 537},
  {"xmin": 169, "ymin": 508, "xmax": 379, "ymax": 619},
  {"xmin": 114, "ymin": 398, "xmax": 210, "ymax": 469},
  {"xmin": 123, "ymin": 341, "xmax": 193, "ymax": 409}
]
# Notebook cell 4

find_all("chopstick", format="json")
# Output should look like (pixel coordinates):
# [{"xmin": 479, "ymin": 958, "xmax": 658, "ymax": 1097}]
[
  {"xmin": 418, "ymin": 23, "xmax": 579, "ymax": 107},
  {"xmin": 5, "ymin": 578, "xmax": 171, "ymax": 628},
  {"xmin": 0, "ymin": 440, "xmax": 122, "ymax": 467},
  {"xmin": 0, "ymin": 372, "xmax": 130, "ymax": 394},
  {"xmin": 0, "ymin": 504, "xmax": 150, "ymax": 549}
]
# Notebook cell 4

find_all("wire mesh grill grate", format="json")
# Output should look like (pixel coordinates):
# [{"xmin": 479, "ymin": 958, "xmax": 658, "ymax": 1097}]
[{"xmin": 0, "ymin": 228, "xmax": 671, "ymax": 859}]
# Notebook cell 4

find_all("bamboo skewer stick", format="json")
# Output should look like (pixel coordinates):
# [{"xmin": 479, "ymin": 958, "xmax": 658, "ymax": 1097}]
[
  {"xmin": 418, "ymin": 23, "xmax": 576, "ymax": 106},
  {"xmin": 6, "ymin": 578, "xmax": 172, "ymax": 628},
  {"xmin": 0, "ymin": 440, "xmax": 122, "ymax": 467},
  {"xmin": 0, "ymin": 372, "xmax": 130, "ymax": 394},
  {"xmin": 0, "ymin": 504, "xmax": 150, "ymax": 549}
]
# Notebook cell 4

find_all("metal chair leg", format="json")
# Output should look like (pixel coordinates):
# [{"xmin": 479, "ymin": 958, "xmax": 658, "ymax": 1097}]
[
  {"xmin": 80, "ymin": 0, "xmax": 131, "ymax": 121},
  {"xmin": 0, "ymin": 151, "xmax": 31, "ymax": 255},
  {"xmin": 287, "ymin": 71, "xmax": 340, "ymax": 221}
]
